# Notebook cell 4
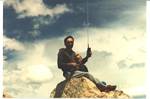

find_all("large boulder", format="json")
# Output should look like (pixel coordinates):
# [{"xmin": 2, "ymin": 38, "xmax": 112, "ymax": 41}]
[{"xmin": 50, "ymin": 76, "xmax": 129, "ymax": 98}]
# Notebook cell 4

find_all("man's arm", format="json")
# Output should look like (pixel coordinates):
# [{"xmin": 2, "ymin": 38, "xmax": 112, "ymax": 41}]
[
  {"xmin": 80, "ymin": 56, "xmax": 88, "ymax": 65},
  {"xmin": 80, "ymin": 47, "xmax": 92, "ymax": 65}
]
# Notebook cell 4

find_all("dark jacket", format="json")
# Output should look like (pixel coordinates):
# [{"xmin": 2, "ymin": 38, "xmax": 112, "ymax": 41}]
[{"xmin": 57, "ymin": 48, "xmax": 88, "ymax": 73}]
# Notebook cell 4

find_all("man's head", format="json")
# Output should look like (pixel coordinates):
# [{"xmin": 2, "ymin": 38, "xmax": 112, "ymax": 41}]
[{"xmin": 64, "ymin": 36, "xmax": 74, "ymax": 49}]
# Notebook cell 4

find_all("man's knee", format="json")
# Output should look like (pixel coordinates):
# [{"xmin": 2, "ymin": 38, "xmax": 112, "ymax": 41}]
[{"xmin": 63, "ymin": 72, "xmax": 73, "ymax": 80}]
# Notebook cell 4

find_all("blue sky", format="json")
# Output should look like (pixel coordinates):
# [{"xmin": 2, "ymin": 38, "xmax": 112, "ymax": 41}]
[
  {"xmin": 3, "ymin": 0, "xmax": 146, "ymax": 98},
  {"xmin": 4, "ymin": 0, "xmax": 145, "ymax": 41}
]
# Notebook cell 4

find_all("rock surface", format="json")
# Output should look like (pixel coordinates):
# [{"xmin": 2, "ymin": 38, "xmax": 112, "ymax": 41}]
[
  {"xmin": 50, "ymin": 76, "xmax": 129, "ymax": 98},
  {"xmin": 3, "ymin": 90, "xmax": 12, "ymax": 98}
]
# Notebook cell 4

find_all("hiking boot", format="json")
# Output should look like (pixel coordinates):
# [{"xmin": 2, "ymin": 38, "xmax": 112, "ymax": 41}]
[
  {"xmin": 104, "ymin": 85, "xmax": 116, "ymax": 92},
  {"xmin": 97, "ymin": 84, "xmax": 106, "ymax": 92}
]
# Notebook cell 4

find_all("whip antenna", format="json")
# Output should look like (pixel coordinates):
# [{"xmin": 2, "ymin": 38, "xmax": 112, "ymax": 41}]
[{"xmin": 86, "ymin": 0, "xmax": 90, "ymax": 48}]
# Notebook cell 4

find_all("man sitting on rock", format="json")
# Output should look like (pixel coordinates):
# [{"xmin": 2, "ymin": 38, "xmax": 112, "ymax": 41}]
[{"xmin": 57, "ymin": 35, "xmax": 116, "ymax": 92}]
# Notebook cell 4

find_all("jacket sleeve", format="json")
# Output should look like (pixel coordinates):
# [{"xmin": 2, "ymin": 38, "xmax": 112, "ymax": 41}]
[
  {"xmin": 81, "ymin": 56, "xmax": 88, "ymax": 65},
  {"xmin": 57, "ymin": 49, "xmax": 64, "ymax": 69}
]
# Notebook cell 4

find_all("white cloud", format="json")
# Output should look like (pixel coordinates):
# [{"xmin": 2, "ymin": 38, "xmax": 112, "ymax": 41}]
[
  {"xmin": 25, "ymin": 64, "xmax": 53, "ymax": 82},
  {"xmin": 73, "ymin": 27, "xmax": 146, "ymax": 63},
  {"xmin": 123, "ymin": 86, "xmax": 146, "ymax": 97},
  {"xmin": 72, "ymin": 6, "xmax": 146, "ymax": 64},
  {"xmin": 3, "ymin": 36, "xmax": 25, "ymax": 51},
  {"xmin": 13, "ymin": 42, "xmax": 55, "ymax": 82},
  {"xmin": 3, "ymin": 37, "xmax": 63, "ymax": 97},
  {"xmin": 4, "ymin": 0, "xmax": 71, "ymax": 18}
]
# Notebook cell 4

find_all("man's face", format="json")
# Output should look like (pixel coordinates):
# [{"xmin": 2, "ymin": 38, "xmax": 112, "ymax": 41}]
[{"xmin": 65, "ymin": 38, "xmax": 74, "ymax": 49}]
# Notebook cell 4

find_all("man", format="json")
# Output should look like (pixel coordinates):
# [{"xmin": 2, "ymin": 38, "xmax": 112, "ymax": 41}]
[{"xmin": 57, "ymin": 36, "xmax": 116, "ymax": 92}]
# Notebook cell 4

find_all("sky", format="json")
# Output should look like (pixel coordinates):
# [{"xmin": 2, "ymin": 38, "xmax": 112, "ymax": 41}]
[{"xmin": 3, "ymin": 0, "xmax": 146, "ymax": 98}]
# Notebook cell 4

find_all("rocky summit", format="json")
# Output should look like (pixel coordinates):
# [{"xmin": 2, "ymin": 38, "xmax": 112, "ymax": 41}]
[{"xmin": 50, "ymin": 76, "xmax": 129, "ymax": 98}]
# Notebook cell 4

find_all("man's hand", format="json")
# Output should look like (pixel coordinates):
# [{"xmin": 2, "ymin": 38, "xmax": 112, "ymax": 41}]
[{"xmin": 86, "ymin": 47, "xmax": 92, "ymax": 58}]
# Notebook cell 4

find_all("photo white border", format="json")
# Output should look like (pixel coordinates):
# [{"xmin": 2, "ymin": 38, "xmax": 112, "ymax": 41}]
[
  {"xmin": 146, "ymin": 1, "xmax": 150, "ymax": 99},
  {"xmin": 0, "ymin": 0, "xmax": 3, "ymax": 98},
  {"xmin": 0, "ymin": 0, "xmax": 149, "ymax": 99}
]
